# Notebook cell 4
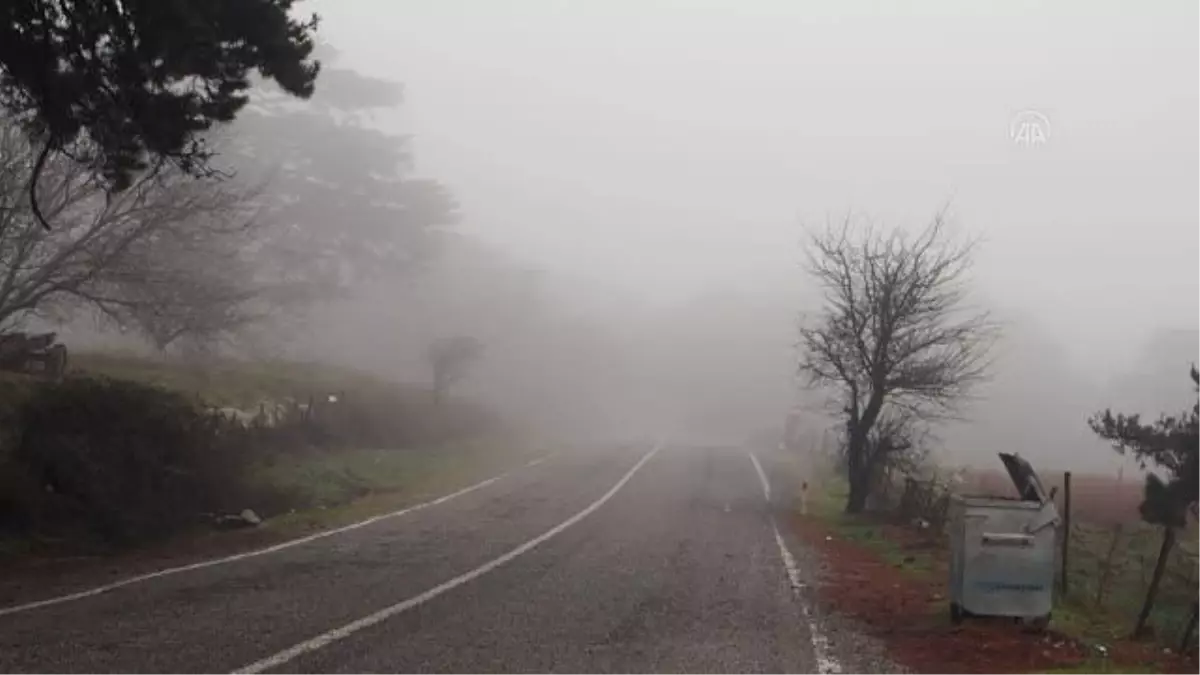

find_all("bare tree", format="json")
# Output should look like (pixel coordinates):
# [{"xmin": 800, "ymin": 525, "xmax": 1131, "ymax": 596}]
[
  {"xmin": 427, "ymin": 336, "xmax": 484, "ymax": 405},
  {"xmin": 867, "ymin": 405, "xmax": 929, "ymax": 473},
  {"xmin": 798, "ymin": 212, "xmax": 996, "ymax": 513},
  {"xmin": 0, "ymin": 121, "xmax": 271, "ymax": 349},
  {"xmin": 859, "ymin": 401, "xmax": 931, "ymax": 506}
]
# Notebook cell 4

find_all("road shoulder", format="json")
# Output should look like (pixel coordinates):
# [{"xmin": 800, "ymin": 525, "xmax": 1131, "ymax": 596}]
[
  {"xmin": 0, "ymin": 439, "xmax": 550, "ymax": 609},
  {"xmin": 754, "ymin": 446, "xmax": 907, "ymax": 674}
]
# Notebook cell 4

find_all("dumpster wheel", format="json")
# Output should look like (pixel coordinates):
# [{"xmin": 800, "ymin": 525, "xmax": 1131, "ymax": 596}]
[{"xmin": 1022, "ymin": 613, "xmax": 1051, "ymax": 633}]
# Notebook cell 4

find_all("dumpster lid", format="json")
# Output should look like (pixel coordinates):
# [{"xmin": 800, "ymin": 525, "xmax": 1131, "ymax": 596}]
[{"xmin": 998, "ymin": 452, "xmax": 1049, "ymax": 502}]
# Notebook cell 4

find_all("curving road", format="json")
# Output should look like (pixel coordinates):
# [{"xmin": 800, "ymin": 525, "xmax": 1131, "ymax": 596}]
[{"xmin": 0, "ymin": 443, "xmax": 837, "ymax": 674}]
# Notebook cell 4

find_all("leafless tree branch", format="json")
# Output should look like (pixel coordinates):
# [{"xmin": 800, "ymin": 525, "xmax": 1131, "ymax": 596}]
[
  {"xmin": 798, "ymin": 210, "xmax": 997, "ymax": 512},
  {"xmin": 0, "ymin": 119, "xmax": 282, "ymax": 349}
]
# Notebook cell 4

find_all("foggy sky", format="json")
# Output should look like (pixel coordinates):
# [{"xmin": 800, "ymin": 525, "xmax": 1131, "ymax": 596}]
[{"xmin": 309, "ymin": 0, "xmax": 1197, "ymax": 376}]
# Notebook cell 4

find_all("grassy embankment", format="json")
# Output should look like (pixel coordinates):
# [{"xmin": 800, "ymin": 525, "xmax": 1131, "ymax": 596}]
[{"xmin": 0, "ymin": 351, "xmax": 545, "ymax": 558}]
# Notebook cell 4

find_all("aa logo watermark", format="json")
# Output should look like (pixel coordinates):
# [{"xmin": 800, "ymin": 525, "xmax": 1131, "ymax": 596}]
[{"xmin": 1010, "ymin": 110, "xmax": 1051, "ymax": 147}]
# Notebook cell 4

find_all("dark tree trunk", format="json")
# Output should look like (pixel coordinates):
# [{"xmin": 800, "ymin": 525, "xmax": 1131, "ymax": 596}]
[
  {"xmin": 845, "ymin": 469, "xmax": 870, "ymax": 514},
  {"xmin": 843, "ymin": 394, "xmax": 884, "ymax": 515},
  {"xmin": 1134, "ymin": 525, "xmax": 1177, "ymax": 637},
  {"xmin": 844, "ymin": 433, "xmax": 876, "ymax": 514}
]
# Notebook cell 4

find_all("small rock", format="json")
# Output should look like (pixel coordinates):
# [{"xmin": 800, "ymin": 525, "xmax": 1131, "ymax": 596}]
[
  {"xmin": 210, "ymin": 508, "xmax": 264, "ymax": 530},
  {"xmin": 825, "ymin": 535, "xmax": 832, "ymax": 541}
]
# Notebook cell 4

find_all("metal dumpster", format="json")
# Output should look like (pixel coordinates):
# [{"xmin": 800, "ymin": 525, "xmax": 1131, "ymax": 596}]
[{"xmin": 948, "ymin": 452, "xmax": 1060, "ymax": 625}]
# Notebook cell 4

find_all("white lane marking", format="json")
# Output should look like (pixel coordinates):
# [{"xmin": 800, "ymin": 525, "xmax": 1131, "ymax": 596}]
[
  {"xmin": 234, "ymin": 442, "xmax": 662, "ymax": 674},
  {"xmin": 0, "ymin": 454, "xmax": 554, "ymax": 619},
  {"xmin": 747, "ymin": 451, "xmax": 841, "ymax": 675},
  {"xmin": 749, "ymin": 451, "xmax": 772, "ymax": 502},
  {"xmin": 771, "ymin": 522, "xmax": 841, "ymax": 674}
]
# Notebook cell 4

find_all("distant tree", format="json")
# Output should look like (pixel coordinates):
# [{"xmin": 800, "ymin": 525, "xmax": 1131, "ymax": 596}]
[
  {"xmin": 798, "ymin": 213, "xmax": 996, "ymax": 513},
  {"xmin": 0, "ymin": 120, "xmax": 268, "ymax": 349},
  {"xmin": 218, "ymin": 44, "xmax": 456, "ymax": 297},
  {"xmin": 1089, "ymin": 365, "xmax": 1199, "ymax": 637},
  {"xmin": 0, "ymin": 0, "xmax": 320, "ymax": 229},
  {"xmin": 427, "ymin": 336, "xmax": 483, "ymax": 405}
]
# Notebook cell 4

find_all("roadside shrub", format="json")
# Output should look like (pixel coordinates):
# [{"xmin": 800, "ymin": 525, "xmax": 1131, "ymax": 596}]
[
  {"xmin": 8, "ymin": 375, "xmax": 251, "ymax": 544},
  {"xmin": 303, "ymin": 385, "xmax": 499, "ymax": 449},
  {"xmin": 1, "ymin": 375, "xmax": 60, "ymax": 538}
]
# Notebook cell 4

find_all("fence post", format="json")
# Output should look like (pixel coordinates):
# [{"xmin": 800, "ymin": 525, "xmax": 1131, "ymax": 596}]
[
  {"xmin": 1180, "ymin": 601, "xmax": 1198, "ymax": 655},
  {"xmin": 1060, "ymin": 471, "xmax": 1072, "ymax": 596}
]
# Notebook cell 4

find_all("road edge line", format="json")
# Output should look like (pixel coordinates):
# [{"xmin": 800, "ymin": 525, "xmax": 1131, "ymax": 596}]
[
  {"xmin": 0, "ymin": 453, "xmax": 554, "ymax": 619},
  {"xmin": 233, "ymin": 441, "xmax": 663, "ymax": 674},
  {"xmin": 748, "ymin": 451, "xmax": 842, "ymax": 674}
]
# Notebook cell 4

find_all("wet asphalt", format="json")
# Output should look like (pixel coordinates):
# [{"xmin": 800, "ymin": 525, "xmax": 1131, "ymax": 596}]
[{"xmin": 0, "ymin": 444, "xmax": 826, "ymax": 673}]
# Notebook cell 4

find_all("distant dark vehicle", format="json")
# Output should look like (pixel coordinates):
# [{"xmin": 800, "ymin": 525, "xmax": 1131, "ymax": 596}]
[{"xmin": 0, "ymin": 332, "xmax": 68, "ymax": 379}]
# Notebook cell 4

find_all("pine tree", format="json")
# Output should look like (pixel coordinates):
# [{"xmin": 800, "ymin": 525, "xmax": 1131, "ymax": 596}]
[
  {"xmin": 1089, "ymin": 366, "xmax": 1199, "ymax": 636},
  {"xmin": 0, "ymin": 0, "xmax": 320, "ymax": 227}
]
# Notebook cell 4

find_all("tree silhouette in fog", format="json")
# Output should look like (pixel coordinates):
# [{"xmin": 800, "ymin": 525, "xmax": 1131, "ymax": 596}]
[
  {"xmin": 222, "ymin": 44, "xmax": 456, "ymax": 297},
  {"xmin": 0, "ymin": 0, "xmax": 320, "ymax": 229},
  {"xmin": 798, "ymin": 213, "xmax": 996, "ymax": 513}
]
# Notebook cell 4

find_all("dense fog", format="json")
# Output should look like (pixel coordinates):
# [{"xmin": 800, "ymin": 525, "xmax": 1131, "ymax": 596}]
[{"xmin": 47, "ymin": 1, "xmax": 1198, "ymax": 476}]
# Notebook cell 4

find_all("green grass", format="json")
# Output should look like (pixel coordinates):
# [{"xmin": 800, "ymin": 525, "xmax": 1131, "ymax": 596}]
[
  {"xmin": 1052, "ymin": 602, "xmax": 1127, "ymax": 643},
  {"xmin": 810, "ymin": 474, "xmax": 850, "ymax": 518},
  {"xmin": 1054, "ymin": 522, "xmax": 1198, "ymax": 650},
  {"xmin": 249, "ymin": 434, "xmax": 545, "ymax": 536},
  {"xmin": 255, "ymin": 437, "xmax": 537, "ymax": 509},
  {"xmin": 806, "ymin": 476, "xmax": 939, "ymax": 578},
  {"xmin": 826, "ymin": 515, "xmax": 939, "ymax": 577}
]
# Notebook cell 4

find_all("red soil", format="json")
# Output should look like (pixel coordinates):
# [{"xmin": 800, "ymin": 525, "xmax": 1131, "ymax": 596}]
[{"xmin": 790, "ymin": 514, "xmax": 1197, "ymax": 673}]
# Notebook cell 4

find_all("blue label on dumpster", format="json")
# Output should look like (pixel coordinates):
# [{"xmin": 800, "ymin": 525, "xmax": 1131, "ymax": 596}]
[{"xmin": 975, "ymin": 581, "xmax": 1045, "ymax": 593}]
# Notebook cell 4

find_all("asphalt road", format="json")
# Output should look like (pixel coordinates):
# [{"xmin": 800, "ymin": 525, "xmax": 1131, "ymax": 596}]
[{"xmin": 0, "ymin": 443, "xmax": 833, "ymax": 673}]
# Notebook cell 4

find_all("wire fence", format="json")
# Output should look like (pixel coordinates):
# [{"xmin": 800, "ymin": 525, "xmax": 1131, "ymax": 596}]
[{"xmin": 1064, "ymin": 520, "xmax": 1198, "ymax": 649}]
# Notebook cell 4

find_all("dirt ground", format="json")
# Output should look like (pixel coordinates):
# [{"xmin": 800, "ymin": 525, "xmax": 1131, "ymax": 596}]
[{"xmin": 790, "ymin": 513, "xmax": 1198, "ymax": 674}]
